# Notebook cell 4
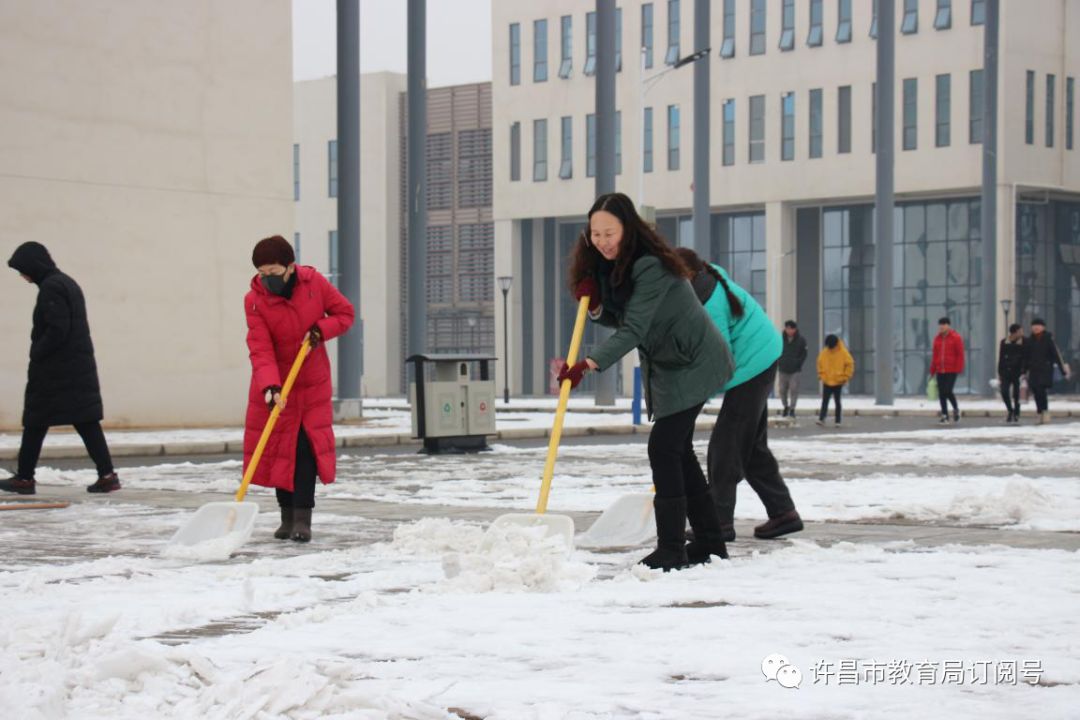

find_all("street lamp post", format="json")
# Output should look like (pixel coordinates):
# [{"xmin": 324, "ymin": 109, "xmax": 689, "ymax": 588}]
[
  {"xmin": 498, "ymin": 275, "xmax": 513, "ymax": 404},
  {"xmin": 1000, "ymin": 298, "xmax": 1012, "ymax": 331}
]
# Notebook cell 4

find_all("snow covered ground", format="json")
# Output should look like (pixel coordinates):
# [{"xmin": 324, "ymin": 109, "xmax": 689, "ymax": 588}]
[{"xmin": 2, "ymin": 422, "xmax": 1079, "ymax": 718}]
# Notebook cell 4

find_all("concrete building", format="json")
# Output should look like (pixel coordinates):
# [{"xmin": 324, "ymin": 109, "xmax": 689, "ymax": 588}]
[
  {"xmin": 492, "ymin": 0, "xmax": 1080, "ymax": 397},
  {"xmin": 293, "ymin": 77, "xmax": 493, "ymax": 396},
  {"xmin": 0, "ymin": 0, "xmax": 293, "ymax": 429}
]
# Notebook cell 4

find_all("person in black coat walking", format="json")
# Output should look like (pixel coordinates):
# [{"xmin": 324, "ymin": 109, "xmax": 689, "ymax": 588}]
[
  {"xmin": 1, "ymin": 242, "xmax": 120, "ymax": 495},
  {"xmin": 1025, "ymin": 318, "xmax": 1071, "ymax": 424},
  {"xmin": 776, "ymin": 320, "xmax": 808, "ymax": 418},
  {"xmin": 997, "ymin": 323, "xmax": 1026, "ymax": 423}
]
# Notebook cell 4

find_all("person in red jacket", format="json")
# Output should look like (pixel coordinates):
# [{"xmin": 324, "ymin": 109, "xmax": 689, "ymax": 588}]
[
  {"xmin": 245, "ymin": 235, "xmax": 355, "ymax": 542},
  {"xmin": 929, "ymin": 316, "xmax": 965, "ymax": 424}
]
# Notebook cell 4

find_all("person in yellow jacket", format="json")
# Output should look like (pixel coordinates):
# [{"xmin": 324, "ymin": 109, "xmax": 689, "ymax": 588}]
[{"xmin": 816, "ymin": 334, "xmax": 855, "ymax": 427}]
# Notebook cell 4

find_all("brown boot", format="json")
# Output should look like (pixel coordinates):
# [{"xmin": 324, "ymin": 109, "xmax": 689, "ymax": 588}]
[
  {"xmin": 86, "ymin": 473, "xmax": 121, "ymax": 493},
  {"xmin": 291, "ymin": 507, "xmax": 312, "ymax": 543},
  {"xmin": 753, "ymin": 510, "xmax": 804, "ymax": 539},
  {"xmin": 274, "ymin": 506, "xmax": 294, "ymax": 540},
  {"xmin": 0, "ymin": 476, "xmax": 36, "ymax": 495}
]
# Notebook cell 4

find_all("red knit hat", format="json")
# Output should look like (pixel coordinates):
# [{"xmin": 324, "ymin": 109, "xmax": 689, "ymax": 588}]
[{"xmin": 251, "ymin": 235, "xmax": 295, "ymax": 268}]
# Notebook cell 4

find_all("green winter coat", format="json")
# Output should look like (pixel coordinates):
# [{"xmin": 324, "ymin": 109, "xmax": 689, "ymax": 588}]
[
  {"xmin": 697, "ymin": 264, "xmax": 782, "ymax": 391},
  {"xmin": 587, "ymin": 255, "xmax": 734, "ymax": 420}
]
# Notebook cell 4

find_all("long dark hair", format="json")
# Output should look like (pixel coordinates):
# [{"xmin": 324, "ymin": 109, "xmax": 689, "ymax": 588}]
[
  {"xmin": 568, "ymin": 193, "xmax": 689, "ymax": 291},
  {"xmin": 674, "ymin": 247, "xmax": 745, "ymax": 318}
]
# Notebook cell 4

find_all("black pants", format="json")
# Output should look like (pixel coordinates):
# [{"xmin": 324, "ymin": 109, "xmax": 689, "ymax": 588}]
[
  {"xmin": 275, "ymin": 429, "xmax": 318, "ymax": 509},
  {"xmin": 1031, "ymin": 383, "xmax": 1050, "ymax": 413},
  {"xmin": 708, "ymin": 362, "xmax": 797, "ymax": 525},
  {"xmin": 18, "ymin": 422, "xmax": 114, "ymax": 481},
  {"xmin": 648, "ymin": 402, "xmax": 707, "ymax": 499},
  {"xmin": 937, "ymin": 372, "xmax": 959, "ymax": 416},
  {"xmin": 1000, "ymin": 375, "xmax": 1021, "ymax": 414},
  {"xmin": 819, "ymin": 385, "xmax": 843, "ymax": 422}
]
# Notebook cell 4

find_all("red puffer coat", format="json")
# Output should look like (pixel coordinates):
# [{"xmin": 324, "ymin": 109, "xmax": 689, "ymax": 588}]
[
  {"xmin": 931, "ymin": 329, "xmax": 966, "ymax": 375},
  {"xmin": 243, "ymin": 266, "xmax": 355, "ymax": 491}
]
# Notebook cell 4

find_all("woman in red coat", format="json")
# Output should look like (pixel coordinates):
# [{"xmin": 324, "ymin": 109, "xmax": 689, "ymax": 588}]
[
  {"xmin": 244, "ymin": 235, "xmax": 355, "ymax": 542},
  {"xmin": 929, "ymin": 316, "xmax": 965, "ymax": 424}
]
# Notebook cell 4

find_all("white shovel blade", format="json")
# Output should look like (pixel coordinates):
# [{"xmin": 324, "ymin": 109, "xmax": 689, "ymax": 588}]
[
  {"xmin": 577, "ymin": 493, "xmax": 656, "ymax": 549},
  {"xmin": 167, "ymin": 501, "xmax": 259, "ymax": 552},
  {"xmin": 481, "ymin": 512, "xmax": 576, "ymax": 556}
]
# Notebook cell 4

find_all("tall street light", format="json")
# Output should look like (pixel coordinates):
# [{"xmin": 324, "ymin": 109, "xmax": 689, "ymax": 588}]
[
  {"xmin": 638, "ymin": 46, "xmax": 710, "ymax": 223},
  {"xmin": 1000, "ymin": 298, "xmax": 1012, "ymax": 330},
  {"xmin": 498, "ymin": 275, "xmax": 513, "ymax": 404}
]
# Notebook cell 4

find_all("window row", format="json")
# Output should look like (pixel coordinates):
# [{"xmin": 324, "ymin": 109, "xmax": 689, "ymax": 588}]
[
  {"xmin": 1024, "ymin": 71, "xmax": 1075, "ymax": 150},
  {"xmin": 509, "ymin": 0, "xmax": 989, "ymax": 86}
]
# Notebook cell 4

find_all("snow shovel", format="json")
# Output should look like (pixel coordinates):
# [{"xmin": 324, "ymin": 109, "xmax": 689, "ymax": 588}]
[
  {"xmin": 577, "ymin": 489, "xmax": 656, "ymax": 549},
  {"xmin": 167, "ymin": 335, "xmax": 313, "ymax": 554},
  {"xmin": 481, "ymin": 296, "xmax": 590, "ymax": 556}
]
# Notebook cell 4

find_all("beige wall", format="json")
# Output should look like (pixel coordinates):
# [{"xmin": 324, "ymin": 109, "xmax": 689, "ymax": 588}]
[
  {"xmin": 292, "ymin": 73, "xmax": 406, "ymax": 397},
  {"xmin": 0, "ymin": 0, "xmax": 293, "ymax": 429}
]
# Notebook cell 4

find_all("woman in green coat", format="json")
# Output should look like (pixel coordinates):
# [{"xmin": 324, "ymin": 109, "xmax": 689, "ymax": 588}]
[
  {"xmin": 676, "ymin": 248, "xmax": 803, "ymax": 552},
  {"xmin": 557, "ymin": 193, "xmax": 735, "ymax": 570}
]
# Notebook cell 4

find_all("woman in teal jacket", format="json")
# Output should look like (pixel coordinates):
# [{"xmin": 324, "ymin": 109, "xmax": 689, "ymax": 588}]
[
  {"xmin": 676, "ymin": 248, "xmax": 803, "ymax": 555},
  {"xmin": 558, "ymin": 193, "xmax": 735, "ymax": 571}
]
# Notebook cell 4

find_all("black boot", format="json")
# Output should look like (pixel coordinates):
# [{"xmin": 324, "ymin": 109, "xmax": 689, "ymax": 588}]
[
  {"xmin": 0, "ymin": 476, "xmax": 36, "ymax": 495},
  {"xmin": 685, "ymin": 490, "xmax": 729, "ymax": 564},
  {"xmin": 291, "ymin": 507, "xmax": 312, "ymax": 543},
  {"xmin": 274, "ymin": 506, "xmax": 294, "ymax": 540},
  {"xmin": 639, "ymin": 496, "xmax": 690, "ymax": 572},
  {"xmin": 86, "ymin": 473, "xmax": 121, "ymax": 493}
]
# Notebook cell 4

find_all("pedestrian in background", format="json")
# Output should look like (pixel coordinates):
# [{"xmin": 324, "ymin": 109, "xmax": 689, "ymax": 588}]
[
  {"xmin": 777, "ymin": 320, "xmax": 808, "ymax": 419},
  {"xmin": 1024, "ymin": 318, "xmax": 1071, "ymax": 424},
  {"xmin": 245, "ymin": 235, "xmax": 355, "ymax": 542},
  {"xmin": 559, "ymin": 193, "xmax": 734, "ymax": 571},
  {"xmin": 930, "ymin": 317, "xmax": 965, "ymax": 424},
  {"xmin": 998, "ymin": 323, "xmax": 1026, "ymax": 423},
  {"xmin": 676, "ymin": 248, "xmax": 803, "ymax": 545},
  {"xmin": 816, "ymin": 334, "xmax": 854, "ymax": 427},
  {"xmin": 2, "ymin": 242, "xmax": 120, "ymax": 496}
]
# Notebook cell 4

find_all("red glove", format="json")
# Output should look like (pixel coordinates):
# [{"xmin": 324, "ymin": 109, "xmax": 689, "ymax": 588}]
[
  {"xmin": 556, "ymin": 360, "xmax": 590, "ymax": 389},
  {"xmin": 573, "ymin": 277, "xmax": 601, "ymax": 312}
]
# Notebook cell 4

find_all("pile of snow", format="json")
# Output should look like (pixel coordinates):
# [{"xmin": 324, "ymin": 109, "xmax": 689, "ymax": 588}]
[
  {"xmin": 391, "ymin": 518, "xmax": 596, "ymax": 593},
  {"xmin": 160, "ymin": 530, "xmax": 251, "ymax": 563}
]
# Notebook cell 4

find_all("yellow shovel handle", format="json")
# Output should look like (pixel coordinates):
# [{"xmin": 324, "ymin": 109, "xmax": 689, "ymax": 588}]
[
  {"xmin": 536, "ymin": 295, "xmax": 591, "ymax": 514},
  {"xmin": 236, "ymin": 335, "xmax": 313, "ymax": 502}
]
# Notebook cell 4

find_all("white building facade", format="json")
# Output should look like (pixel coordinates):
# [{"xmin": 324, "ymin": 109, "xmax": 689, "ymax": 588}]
[{"xmin": 492, "ymin": 0, "xmax": 1080, "ymax": 397}]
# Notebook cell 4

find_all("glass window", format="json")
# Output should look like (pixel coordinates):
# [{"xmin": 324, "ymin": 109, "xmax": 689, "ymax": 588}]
[
  {"xmin": 712, "ymin": 212, "xmax": 767, "ymax": 307},
  {"xmin": 779, "ymin": 0, "xmax": 794, "ymax": 51},
  {"xmin": 1025, "ymin": 70, "xmax": 1035, "ymax": 145},
  {"xmin": 328, "ymin": 230, "xmax": 339, "ymax": 287},
  {"xmin": 809, "ymin": 88, "xmax": 823, "ymax": 158},
  {"xmin": 902, "ymin": 0, "xmax": 919, "ymax": 34},
  {"xmin": 935, "ymin": 0, "xmax": 952, "ymax": 29},
  {"xmin": 586, "ymin": 113, "xmax": 597, "ymax": 177},
  {"xmin": 870, "ymin": 0, "xmax": 878, "ymax": 38},
  {"xmin": 426, "ymin": 133, "xmax": 453, "ymax": 209},
  {"xmin": 723, "ymin": 99, "xmax": 735, "ymax": 166},
  {"xmin": 533, "ymin": 119, "xmax": 547, "ymax": 181},
  {"xmin": 327, "ymin": 139, "xmax": 338, "ymax": 197},
  {"xmin": 1047, "ymin": 74, "xmax": 1056, "ymax": 148},
  {"xmin": 559, "ymin": 15, "xmax": 572, "ymax": 78},
  {"xmin": 750, "ymin": 0, "xmax": 766, "ymax": 55},
  {"xmin": 533, "ymin": 19, "xmax": 548, "ymax": 82},
  {"xmin": 666, "ymin": 0, "xmax": 681, "ymax": 65},
  {"xmin": 903, "ymin": 78, "xmax": 918, "ymax": 150},
  {"xmin": 720, "ymin": 0, "xmax": 735, "ymax": 58},
  {"xmin": 510, "ymin": 23, "xmax": 521, "ymax": 86},
  {"xmin": 838, "ymin": 85, "xmax": 852, "ymax": 154},
  {"xmin": 644, "ymin": 107, "xmax": 654, "ymax": 173},
  {"xmin": 971, "ymin": 0, "xmax": 986, "ymax": 25},
  {"xmin": 457, "ymin": 128, "xmax": 492, "ymax": 208},
  {"xmin": 936, "ymin": 73, "xmax": 951, "ymax": 147},
  {"xmin": 837, "ymin": 0, "xmax": 852, "ymax": 43},
  {"xmin": 749, "ymin": 94, "xmax": 765, "ymax": 163},
  {"xmin": 294, "ymin": 232, "xmax": 301, "ymax": 262},
  {"xmin": 808, "ymin": 0, "xmax": 823, "ymax": 46},
  {"xmin": 781, "ymin": 92, "xmax": 795, "ymax": 160},
  {"xmin": 584, "ymin": 12, "xmax": 597, "ymax": 76},
  {"xmin": 667, "ymin": 104, "xmax": 680, "ymax": 170},
  {"xmin": 510, "ymin": 122, "xmax": 521, "ymax": 181},
  {"xmin": 559, "ymin": 116, "xmax": 572, "ymax": 179},
  {"xmin": 615, "ymin": 110, "xmax": 623, "ymax": 174},
  {"xmin": 969, "ymin": 69, "xmax": 984, "ymax": 144},
  {"xmin": 616, "ymin": 8, "xmax": 623, "ymax": 72},
  {"xmin": 641, "ymin": 4, "xmax": 654, "ymax": 69},
  {"xmin": 1068, "ymin": 77, "xmax": 1075, "ymax": 150},
  {"xmin": 872, "ymin": 80, "xmax": 877, "ymax": 152},
  {"xmin": 292, "ymin": 143, "xmax": 300, "ymax": 201}
]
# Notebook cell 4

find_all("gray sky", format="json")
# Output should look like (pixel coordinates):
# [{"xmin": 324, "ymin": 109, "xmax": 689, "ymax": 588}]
[{"xmin": 292, "ymin": 0, "xmax": 493, "ymax": 87}]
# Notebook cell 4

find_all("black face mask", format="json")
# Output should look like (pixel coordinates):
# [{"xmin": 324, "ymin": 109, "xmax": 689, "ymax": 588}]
[{"xmin": 261, "ymin": 274, "xmax": 288, "ymax": 295}]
